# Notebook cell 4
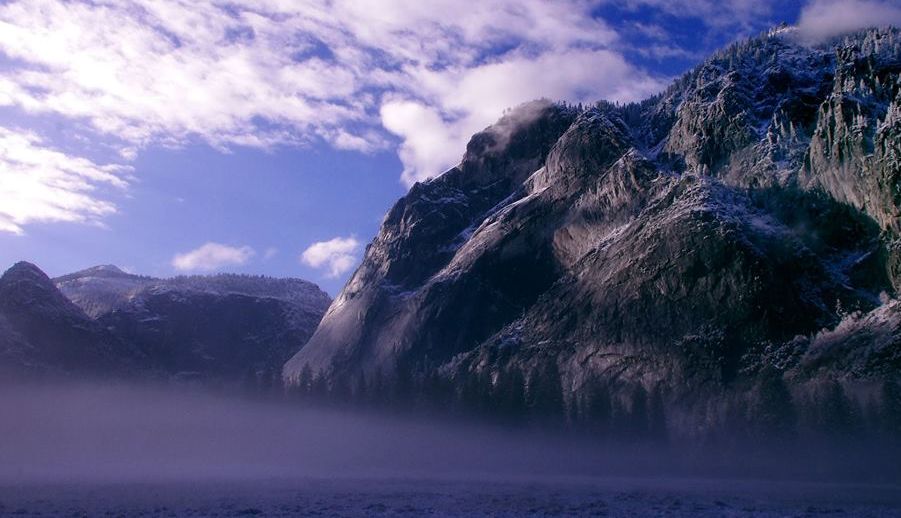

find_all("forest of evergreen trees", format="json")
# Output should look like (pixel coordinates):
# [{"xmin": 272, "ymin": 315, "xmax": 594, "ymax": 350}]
[{"xmin": 242, "ymin": 360, "xmax": 901, "ymax": 448}]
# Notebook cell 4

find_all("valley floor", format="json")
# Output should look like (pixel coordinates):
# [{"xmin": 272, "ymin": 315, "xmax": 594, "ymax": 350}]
[
  {"xmin": 1, "ymin": 476, "xmax": 900, "ymax": 517},
  {"xmin": 3, "ymin": 383, "xmax": 899, "ymax": 516}
]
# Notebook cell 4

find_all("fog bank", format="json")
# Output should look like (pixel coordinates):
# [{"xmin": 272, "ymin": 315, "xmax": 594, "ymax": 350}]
[{"xmin": 0, "ymin": 382, "xmax": 898, "ymax": 485}]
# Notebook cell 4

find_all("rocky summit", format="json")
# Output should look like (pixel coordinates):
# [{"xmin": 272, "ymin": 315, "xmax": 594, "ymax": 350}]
[
  {"xmin": 284, "ymin": 27, "xmax": 901, "ymax": 439},
  {"xmin": 0, "ymin": 261, "xmax": 132, "ymax": 377}
]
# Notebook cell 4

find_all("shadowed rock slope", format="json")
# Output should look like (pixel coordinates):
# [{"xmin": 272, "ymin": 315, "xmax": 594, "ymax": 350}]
[
  {"xmin": 0, "ymin": 262, "xmax": 136, "ymax": 378},
  {"xmin": 55, "ymin": 265, "xmax": 331, "ymax": 384},
  {"xmin": 0, "ymin": 262, "xmax": 331, "ymax": 385}
]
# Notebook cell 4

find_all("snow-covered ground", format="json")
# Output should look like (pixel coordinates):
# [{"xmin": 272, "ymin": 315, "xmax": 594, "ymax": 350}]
[
  {"xmin": 2, "ymin": 477, "xmax": 900, "ymax": 517},
  {"xmin": 1, "ymin": 383, "xmax": 899, "ymax": 517}
]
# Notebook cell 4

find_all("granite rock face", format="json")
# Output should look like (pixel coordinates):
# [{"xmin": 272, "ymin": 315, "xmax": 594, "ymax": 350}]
[
  {"xmin": 284, "ymin": 28, "xmax": 901, "ymax": 434},
  {"xmin": 285, "ymin": 101, "xmax": 580, "ymax": 379}
]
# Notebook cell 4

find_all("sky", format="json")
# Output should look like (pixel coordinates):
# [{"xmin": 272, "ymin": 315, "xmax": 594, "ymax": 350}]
[{"xmin": 0, "ymin": 0, "xmax": 899, "ymax": 295}]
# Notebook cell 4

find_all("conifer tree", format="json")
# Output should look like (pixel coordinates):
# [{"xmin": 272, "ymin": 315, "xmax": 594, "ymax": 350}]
[
  {"xmin": 881, "ymin": 379, "xmax": 901, "ymax": 437},
  {"xmin": 353, "ymin": 371, "xmax": 368, "ymax": 405},
  {"xmin": 527, "ymin": 361, "xmax": 565, "ymax": 422},
  {"xmin": 746, "ymin": 367, "xmax": 796, "ymax": 441},
  {"xmin": 311, "ymin": 370, "xmax": 329, "ymax": 400},
  {"xmin": 297, "ymin": 363, "xmax": 314, "ymax": 399},
  {"xmin": 495, "ymin": 366, "xmax": 528, "ymax": 422},
  {"xmin": 648, "ymin": 385, "xmax": 668, "ymax": 443},
  {"xmin": 579, "ymin": 377, "xmax": 611, "ymax": 434},
  {"xmin": 628, "ymin": 385, "xmax": 650, "ymax": 439}
]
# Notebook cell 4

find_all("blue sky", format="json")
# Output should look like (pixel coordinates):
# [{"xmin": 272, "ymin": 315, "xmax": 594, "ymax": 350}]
[{"xmin": 0, "ymin": 0, "xmax": 896, "ymax": 295}]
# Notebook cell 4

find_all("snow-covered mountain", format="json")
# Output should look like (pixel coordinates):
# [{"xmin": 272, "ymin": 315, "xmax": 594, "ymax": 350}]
[
  {"xmin": 284, "ymin": 27, "xmax": 901, "ymax": 439},
  {"xmin": 0, "ymin": 261, "xmax": 331, "ymax": 385},
  {"xmin": 54, "ymin": 265, "xmax": 331, "ymax": 385},
  {"xmin": 56, "ymin": 265, "xmax": 330, "ymax": 333},
  {"xmin": 55, "ymin": 265, "xmax": 156, "ymax": 318}
]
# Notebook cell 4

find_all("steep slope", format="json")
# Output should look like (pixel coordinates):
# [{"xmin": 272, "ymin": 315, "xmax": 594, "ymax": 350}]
[
  {"xmin": 56, "ymin": 267, "xmax": 331, "ymax": 384},
  {"xmin": 284, "ymin": 28, "xmax": 901, "ymax": 436},
  {"xmin": 285, "ymin": 100, "xmax": 580, "ymax": 378},
  {"xmin": 0, "ymin": 262, "xmax": 135, "ymax": 377}
]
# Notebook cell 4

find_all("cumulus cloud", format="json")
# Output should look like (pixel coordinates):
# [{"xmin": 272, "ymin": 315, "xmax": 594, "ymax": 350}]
[
  {"xmin": 381, "ymin": 101, "xmax": 462, "ymax": 186},
  {"xmin": 171, "ymin": 242, "xmax": 255, "ymax": 272},
  {"xmin": 797, "ymin": 0, "xmax": 901, "ymax": 43},
  {"xmin": 300, "ymin": 236, "xmax": 361, "ymax": 278},
  {"xmin": 0, "ymin": 0, "xmax": 669, "ymax": 190},
  {"xmin": 0, "ymin": 126, "xmax": 129, "ymax": 235}
]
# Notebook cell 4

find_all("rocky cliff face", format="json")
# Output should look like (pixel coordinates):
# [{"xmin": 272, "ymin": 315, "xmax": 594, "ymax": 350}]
[
  {"xmin": 284, "ymin": 28, "xmax": 901, "ymax": 437},
  {"xmin": 285, "ymin": 101, "xmax": 579, "ymax": 380}
]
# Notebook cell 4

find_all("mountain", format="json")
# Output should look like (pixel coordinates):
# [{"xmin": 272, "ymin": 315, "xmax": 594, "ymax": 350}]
[
  {"xmin": 0, "ymin": 262, "xmax": 136, "ymax": 378},
  {"xmin": 54, "ymin": 266, "xmax": 331, "ymax": 385},
  {"xmin": 284, "ymin": 27, "xmax": 901, "ymax": 438},
  {"xmin": 55, "ymin": 265, "xmax": 156, "ymax": 318},
  {"xmin": 0, "ymin": 261, "xmax": 331, "ymax": 385}
]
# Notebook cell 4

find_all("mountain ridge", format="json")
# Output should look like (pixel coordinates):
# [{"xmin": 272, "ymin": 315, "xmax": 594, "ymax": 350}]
[
  {"xmin": 0, "ymin": 261, "xmax": 331, "ymax": 385},
  {"xmin": 55, "ymin": 265, "xmax": 329, "ymax": 318}
]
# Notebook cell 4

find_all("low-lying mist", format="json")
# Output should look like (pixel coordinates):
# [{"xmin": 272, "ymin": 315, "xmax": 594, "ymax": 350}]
[
  {"xmin": 0, "ymin": 381, "xmax": 611, "ymax": 484},
  {"xmin": 0, "ymin": 381, "xmax": 898, "ymax": 486}
]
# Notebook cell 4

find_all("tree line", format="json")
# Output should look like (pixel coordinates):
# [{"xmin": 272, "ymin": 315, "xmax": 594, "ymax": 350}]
[{"xmin": 242, "ymin": 359, "xmax": 901, "ymax": 448}]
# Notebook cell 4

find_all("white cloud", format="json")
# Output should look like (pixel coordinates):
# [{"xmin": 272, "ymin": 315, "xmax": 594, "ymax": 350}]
[
  {"xmin": 300, "ymin": 236, "xmax": 361, "ymax": 278},
  {"xmin": 171, "ymin": 242, "xmax": 255, "ymax": 272},
  {"xmin": 383, "ymin": 49, "xmax": 665, "ymax": 185},
  {"xmin": 633, "ymin": 22, "xmax": 671, "ymax": 41},
  {"xmin": 381, "ymin": 101, "xmax": 462, "ymax": 186},
  {"xmin": 0, "ymin": 0, "xmax": 667, "ymax": 189},
  {"xmin": 0, "ymin": 126, "xmax": 129, "ymax": 235},
  {"xmin": 118, "ymin": 147, "xmax": 138, "ymax": 161},
  {"xmin": 263, "ymin": 247, "xmax": 278, "ymax": 260},
  {"xmin": 797, "ymin": 0, "xmax": 901, "ymax": 43},
  {"xmin": 0, "ymin": 0, "xmax": 353, "ymax": 150}
]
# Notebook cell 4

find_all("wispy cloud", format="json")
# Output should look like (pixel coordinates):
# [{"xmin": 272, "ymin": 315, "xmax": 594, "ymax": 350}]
[
  {"xmin": 796, "ymin": 0, "xmax": 901, "ymax": 43},
  {"xmin": 613, "ymin": 0, "xmax": 777, "ymax": 33},
  {"xmin": 0, "ymin": 0, "xmax": 668, "ymax": 190},
  {"xmin": 0, "ymin": 126, "xmax": 129, "ymax": 235},
  {"xmin": 300, "ymin": 236, "xmax": 360, "ymax": 278},
  {"xmin": 172, "ymin": 242, "xmax": 255, "ymax": 272}
]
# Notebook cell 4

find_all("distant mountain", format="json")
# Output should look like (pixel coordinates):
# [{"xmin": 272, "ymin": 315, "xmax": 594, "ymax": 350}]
[
  {"xmin": 0, "ymin": 261, "xmax": 331, "ymax": 385},
  {"xmin": 54, "ymin": 265, "xmax": 331, "ymax": 385},
  {"xmin": 284, "ymin": 27, "xmax": 901, "ymax": 440},
  {"xmin": 56, "ymin": 265, "xmax": 330, "ymax": 330},
  {"xmin": 55, "ymin": 265, "xmax": 155, "ymax": 318},
  {"xmin": 0, "ymin": 262, "xmax": 135, "ymax": 378}
]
